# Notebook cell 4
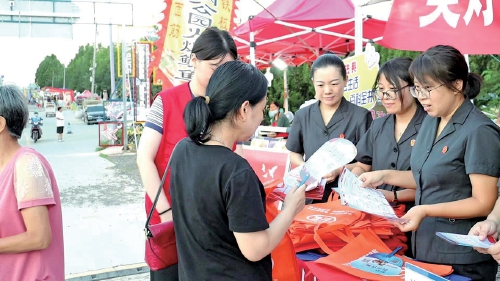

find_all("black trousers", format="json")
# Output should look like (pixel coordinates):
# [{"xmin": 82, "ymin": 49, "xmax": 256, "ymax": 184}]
[
  {"xmin": 451, "ymin": 259, "xmax": 498, "ymax": 281},
  {"xmin": 150, "ymin": 264, "xmax": 178, "ymax": 281}
]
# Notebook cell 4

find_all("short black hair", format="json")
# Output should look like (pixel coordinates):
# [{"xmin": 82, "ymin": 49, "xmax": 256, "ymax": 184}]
[{"xmin": 0, "ymin": 85, "xmax": 29, "ymax": 138}]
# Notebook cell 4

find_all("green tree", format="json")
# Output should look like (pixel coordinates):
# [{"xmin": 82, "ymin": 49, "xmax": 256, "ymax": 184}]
[{"xmin": 35, "ymin": 54, "xmax": 64, "ymax": 88}]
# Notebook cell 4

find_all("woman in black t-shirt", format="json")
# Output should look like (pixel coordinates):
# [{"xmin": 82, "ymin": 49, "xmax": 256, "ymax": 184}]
[{"xmin": 169, "ymin": 61, "xmax": 307, "ymax": 281}]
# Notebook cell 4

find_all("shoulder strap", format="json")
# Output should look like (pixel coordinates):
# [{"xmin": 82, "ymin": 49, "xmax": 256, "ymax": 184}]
[{"xmin": 145, "ymin": 138, "xmax": 185, "ymax": 228}]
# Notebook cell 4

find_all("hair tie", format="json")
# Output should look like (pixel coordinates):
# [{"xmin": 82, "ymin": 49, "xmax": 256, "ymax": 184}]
[{"xmin": 204, "ymin": 96, "xmax": 210, "ymax": 104}]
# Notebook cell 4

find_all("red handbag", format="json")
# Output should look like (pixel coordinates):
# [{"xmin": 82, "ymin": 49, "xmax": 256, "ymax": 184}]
[{"xmin": 144, "ymin": 143, "xmax": 180, "ymax": 271}]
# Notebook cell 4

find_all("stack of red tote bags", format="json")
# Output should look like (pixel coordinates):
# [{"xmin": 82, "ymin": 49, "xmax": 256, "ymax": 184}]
[{"xmin": 289, "ymin": 196, "xmax": 408, "ymax": 255}]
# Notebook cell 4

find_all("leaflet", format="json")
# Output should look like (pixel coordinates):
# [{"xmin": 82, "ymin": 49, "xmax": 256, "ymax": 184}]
[
  {"xmin": 275, "ymin": 138, "xmax": 357, "ymax": 200},
  {"xmin": 336, "ymin": 168, "xmax": 408, "ymax": 223},
  {"xmin": 436, "ymin": 232, "xmax": 497, "ymax": 248}
]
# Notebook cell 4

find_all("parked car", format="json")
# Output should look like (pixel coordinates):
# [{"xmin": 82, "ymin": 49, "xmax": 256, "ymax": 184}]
[
  {"xmin": 83, "ymin": 105, "xmax": 108, "ymax": 125},
  {"xmin": 45, "ymin": 102, "xmax": 56, "ymax": 117}
]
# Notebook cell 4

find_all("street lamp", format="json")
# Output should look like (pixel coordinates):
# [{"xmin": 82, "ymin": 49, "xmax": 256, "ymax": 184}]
[
  {"xmin": 63, "ymin": 64, "xmax": 66, "ymax": 89},
  {"xmin": 272, "ymin": 58, "xmax": 289, "ymax": 112}
]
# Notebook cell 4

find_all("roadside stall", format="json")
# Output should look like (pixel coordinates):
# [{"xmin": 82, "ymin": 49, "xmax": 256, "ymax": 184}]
[{"xmin": 237, "ymin": 0, "xmax": 480, "ymax": 280}]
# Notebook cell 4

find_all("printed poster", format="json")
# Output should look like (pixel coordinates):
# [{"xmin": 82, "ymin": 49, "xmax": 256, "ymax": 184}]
[{"xmin": 342, "ymin": 43, "xmax": 380, "ymax": 111}]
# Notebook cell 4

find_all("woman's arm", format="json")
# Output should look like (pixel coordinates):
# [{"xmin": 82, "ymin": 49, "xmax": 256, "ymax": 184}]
[
  {"xmin": 359, "ymin": 170, "xmax": 417, "ymax": 189},
  {"xmin": 289, "ymin": 151, "xmax": 305, "ymax": 167},
  {"xmin": 397, "ymin": 174, "xmax": 498, "ymax": 232},
  {"xmin": 0, "ymin": 206, "xmax": 51, "ymax": 253},
  {"xmin": 137, "ymin": 127, "xmax": 172, "ymax": 222},
  {"xmin": 233, "ymin": 183, "xmax": 306, "ymax": 261},
  {"xmin": 351, "ymin": 162, "xmax": 372, "ymax": 176},
  {"xmin": 420, "ymin": 174, "xmax": 498, "ymax": 219},
  {"xmin": 378, "ymin": 189, "xmax": 415, "ymax": 203}
]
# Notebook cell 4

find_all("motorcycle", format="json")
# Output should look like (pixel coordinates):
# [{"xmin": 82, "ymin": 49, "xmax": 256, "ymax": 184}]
[{"xmin": 31, "ymin": 119, "xmax": 43, "ymax": 143}]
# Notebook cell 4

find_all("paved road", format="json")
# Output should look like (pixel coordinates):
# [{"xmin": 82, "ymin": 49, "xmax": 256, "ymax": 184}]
[{"xmin": 25, "ymin": 106, "xmax": 147, "ymax": 278}]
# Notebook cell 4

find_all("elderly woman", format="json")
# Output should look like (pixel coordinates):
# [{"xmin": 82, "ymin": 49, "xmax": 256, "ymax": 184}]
[{"xmin": 0, "ymin": 85, "xmax": 64, "ymax": 280}]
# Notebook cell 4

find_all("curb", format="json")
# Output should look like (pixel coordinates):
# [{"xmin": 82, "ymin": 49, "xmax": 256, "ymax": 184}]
[{"xmin": 65, "ymin": 263, "xmax": 149, "ymax": 281}]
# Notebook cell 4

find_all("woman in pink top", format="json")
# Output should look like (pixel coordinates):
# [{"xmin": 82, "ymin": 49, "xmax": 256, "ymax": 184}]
[{"xmin": 0, "ymin": 85, "xmax": 64, "ymax": 281}]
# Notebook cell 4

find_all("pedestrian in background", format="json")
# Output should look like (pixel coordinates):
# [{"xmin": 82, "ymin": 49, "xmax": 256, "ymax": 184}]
[
  {"xmin": 56, "ymin": 106, "xmax": 64, "ymax": 142},
  {"xmin": 0, "ymin": 85, "xmax": 64, "ymax": 281}
]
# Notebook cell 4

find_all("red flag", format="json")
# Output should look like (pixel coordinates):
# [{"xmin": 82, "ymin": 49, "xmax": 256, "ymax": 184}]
[
  {"xmin": 149, "ymin": 0, "xmax": 238, "ymax": 90},
  {"xmin": 380, "ymin": 0, "xmax": 500, "ymax": 54}
]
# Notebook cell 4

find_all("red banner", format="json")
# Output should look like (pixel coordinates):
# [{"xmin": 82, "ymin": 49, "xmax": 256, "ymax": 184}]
[
  {"xmin": 380, "ymin": 0, "xmax": 500, "ymax": 54},
  {"xmin": 150, "ymin": 0, "xmax": 238, "ymax": 89}
]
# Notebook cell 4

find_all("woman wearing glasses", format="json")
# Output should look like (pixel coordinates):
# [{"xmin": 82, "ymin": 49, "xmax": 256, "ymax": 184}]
[
  {"xmin": 352, "ymin": 58, "xmax": 425, "ymax": 206},
  {"xmin": 286, "ymin": 53, "xmax": 372, "ymax": 202},
  {"xmin": 359, "ymin": 45, "xmax": 500, "ymax": 280}
]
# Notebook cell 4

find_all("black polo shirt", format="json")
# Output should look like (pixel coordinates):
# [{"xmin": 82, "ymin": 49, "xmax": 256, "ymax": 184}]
[
  {"xmin": 286, "ymin": 98, "xmax": 372, "ymax": 202},
  {"xmin": 355, "ymin": 105, "xmax": 426, "ymax": 192},
  {"xmin": 410, "ymin": 100, "xmax": 500, "ymax": 265}
]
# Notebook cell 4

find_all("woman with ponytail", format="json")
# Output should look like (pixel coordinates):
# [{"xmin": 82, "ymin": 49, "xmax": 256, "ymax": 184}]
[
  {"xmin": 169, "ymin": 61, "xmax": 306, "ymax": 281},
  {"xmin": 136, "ymin": 27, "xmax": 238, "ymax": 280},
  {"xmin": 359, "ymin": 45, "xmax": 500, "ymax": 280}
]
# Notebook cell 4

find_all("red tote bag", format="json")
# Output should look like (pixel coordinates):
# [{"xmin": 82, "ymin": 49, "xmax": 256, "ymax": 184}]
[
  {"xmin": 313, "ymin": 227, "xmax": 453, "ymax": 280},
  {"xmin": 264, "ymin": 181, "xmax": 302, "ymax": 281}
]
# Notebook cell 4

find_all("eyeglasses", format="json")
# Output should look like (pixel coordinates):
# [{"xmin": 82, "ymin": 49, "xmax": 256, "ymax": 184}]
[
  {"xmin": 410, "ymin": 84, "xmax": 444, "ymax": 99},
  {"xmin": 377, "ymin": 85, "xmax": 410, "ymax": 100}
]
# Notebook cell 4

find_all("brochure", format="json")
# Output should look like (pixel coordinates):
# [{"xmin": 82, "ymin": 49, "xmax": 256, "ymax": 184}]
[
  {"xmin": 436, "ymin": 232, "xmax": 497, "ymax": 248},
  {"xmin": 336, "ymin": 168, "xmax": 408, "ymax": 223},
  {"xmin": 405, "ymin": 263, "xmax": 448, "ymax": 281},
  {"xmin": 270, "ymin": 138, "xmax": 357, "ymax": 200}
]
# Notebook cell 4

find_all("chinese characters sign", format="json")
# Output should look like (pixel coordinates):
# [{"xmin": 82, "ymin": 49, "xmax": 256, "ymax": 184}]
[
  {"xmin": 381, "ymin": 0, "xmax": 500, "ymax": 54},
  {"xmin": 342, "ymin": 45, "xmax": 380, "ymax": 110},
  {"xmin": 151, "ymin": 0, "xmax": 237, "ymax": 89},
  {"xmin": 117, "ymin": 43, "xmax": 136, "ymax": 78}
]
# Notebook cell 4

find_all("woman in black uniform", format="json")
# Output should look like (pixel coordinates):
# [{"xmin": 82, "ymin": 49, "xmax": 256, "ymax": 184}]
[
  {"xmin": 359, "ymin": 45, "xmax": 500, "ymax": 281},
  {"xmin": 286, "ymin": 54, "xmax": 372, "ymax": 202},
  {"xmin": 352, "ymin": 57, "xmax": 425, "ymax": 206}
]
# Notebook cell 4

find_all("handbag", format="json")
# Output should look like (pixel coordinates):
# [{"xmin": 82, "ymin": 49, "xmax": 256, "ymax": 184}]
[{"xmin": 144, "ymin": 141, "xmax": 180, "ymax": 271}]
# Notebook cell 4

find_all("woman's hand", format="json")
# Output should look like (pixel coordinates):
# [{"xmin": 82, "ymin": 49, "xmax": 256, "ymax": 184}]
[
  {"xmin": 358, "ymin": 170, "xmax": 386, "ymax": 188},
  {"xmin": 469, "ymin": 220, "xmax": 499, "ymax": 254},
  {"xmin": 283, "ymin": 182, "xmax": 307, "ymax": 217},
  {"xmin": 393, "ymin": 205, "xmax": 427, "ymax": 232},
  {"xmin": 487, "ymin": 243, "xmax": 500, "ymax": 263},
  {"xmin": 322, "ymin": 169, "xmax": 339, "ymax": 184}
]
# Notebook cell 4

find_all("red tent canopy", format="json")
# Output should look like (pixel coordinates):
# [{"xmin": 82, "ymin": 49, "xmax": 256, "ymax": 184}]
[
  {"xmin": 42, "ymin": 87, "xmax": 75, "ymax": 102},
  {"xmin": 232, "ymin": 0, "xmax": 387, "ymax": 68},
  {"xmin": 380, "ymin": 0, "xmax": 500, "ymax": 54}
]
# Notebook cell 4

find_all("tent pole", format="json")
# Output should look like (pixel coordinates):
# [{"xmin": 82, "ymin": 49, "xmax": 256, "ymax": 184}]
[
  {"xmin": 284, "ymin": 69, "xmax": 289, "ymax": 112},
  {"xmin": 250, "ymin": 31, "xmax": 256, "ymax": 66},
  {"xmin": 354, "ymin": 5, "xmax": 363, "ymax": 55}
]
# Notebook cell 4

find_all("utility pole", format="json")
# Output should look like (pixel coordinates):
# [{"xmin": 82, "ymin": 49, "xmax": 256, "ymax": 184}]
[
  {"xmin": 121, "ymin": 23, "xmax": 128, "ymax": 151},
  {"xmin": 52, "ymin": 71, "xmax": 54, "ymax": 87},
  {"xmin": 109, "ymin": 23, "xmax": 116, "ymax": 95},
  {"xmin": 90, "ymin": 23, "xmax": 98, "ymax": 98},
  {"xmin": 63, "ymin": 64, "xmax": 66, "ymax": 89}
]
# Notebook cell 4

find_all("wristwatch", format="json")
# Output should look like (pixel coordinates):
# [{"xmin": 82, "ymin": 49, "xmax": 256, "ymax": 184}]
[{"xmin": 392, "ymin": 189, "xmax": 399, "ymax": 203}]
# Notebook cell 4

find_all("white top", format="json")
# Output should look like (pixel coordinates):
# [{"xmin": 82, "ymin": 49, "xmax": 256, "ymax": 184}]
[{"xmin": 56, "ymin": 111, "xmax": 65, "ymax": 127}]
